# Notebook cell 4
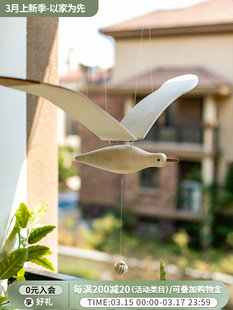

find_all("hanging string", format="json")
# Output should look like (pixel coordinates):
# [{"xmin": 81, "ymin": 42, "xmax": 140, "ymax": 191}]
[
  {"xmin": 114, "ymin": 177, "xmax": 128, "ymax": 275},
  {"xmin": 104, "ymin": 75, "xmax": 108, "ymax": 112},
  {"xmin": 120, "ymin": 177, "xmax": 124, "ymax": 256},
  {"xmin": 100, "ymin": 28, "xmax": 108, "ymax": 112},
  {"xmin": 85, "ymin": 69, "xmax": 89, "ymax": 96},
  {"xmin": 133, "ymin": 26, "xmax": 144, "ymax": 106},
  {"xmin": 148, "ymin": 19, "xmax": 154, "ymax": 93}
]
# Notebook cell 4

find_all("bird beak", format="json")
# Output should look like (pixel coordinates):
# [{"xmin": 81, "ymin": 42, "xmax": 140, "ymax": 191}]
[{"xmin": 166, "ymin": 157, "xmax": 179, "ymax": 163}]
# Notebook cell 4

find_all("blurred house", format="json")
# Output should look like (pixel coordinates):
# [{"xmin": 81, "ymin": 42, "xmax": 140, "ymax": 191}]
[{"xmin": 63, "ymin": 0, "xmax": 233, "ymax": 223}]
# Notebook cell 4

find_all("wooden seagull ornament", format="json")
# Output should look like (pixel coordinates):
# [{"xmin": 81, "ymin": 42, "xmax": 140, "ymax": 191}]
[
  {"xmin": 76, "ymin": 145, "xmax": 178, "ymax": 174},
  {"xmin": 0, "ymin": 74, "xmax": 198, "ymax": 174}
]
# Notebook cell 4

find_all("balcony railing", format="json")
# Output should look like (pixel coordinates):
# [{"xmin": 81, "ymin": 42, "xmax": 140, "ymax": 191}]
[{"xmin": 145, "ymin": 125, "xmax": 203, "ymax": 144}]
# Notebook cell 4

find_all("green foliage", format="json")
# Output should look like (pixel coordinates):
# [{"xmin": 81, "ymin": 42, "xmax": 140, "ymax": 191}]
[
  {"xmin": 0, "ymin": 248, "xmax": 28, "ymax": 280},
  {"xmin": 78, "ymin": 214, "xmax": 121, "ymax": 251},
  {"xmin": 0, "ymin": 202, "xmax": 55, "ymax": 305},
  {"xmin": 16, "ymin": 267, "xmax": 25, "ymax": 281},
  {"xmin": 59, "ymin": 146, "xmax": 77, "ymax": 184},
  {"xmin": 213, "ymin": 164, "xmax": 233, "ymax": 209},
  {"xmin": 226, "ymin": 231, "xmax": 233, "ymax": 248},
  {"xmin": 205, "ymin": 164, "xmax": 233, "ymax": 247},
  {"xmin": 15, "ymin": 203, "xmax": 31, "ymax": 228},
  {"xmin": 212, "ymin": 218, "xmax": 233, "ymax": 248},
  {"xmin": 58, "ymin": 256, "xmax": 99, "ymax": 280},
  {"xmin": 0, "ymin": 297, "xmax": 8, "ymax": 305},
  {"xmin": 60, "ymin": 209, "xmax": 233, "ymax": 279},
  {"xmin": 172, "ymin": 229, "xmax": 190, "ymax": 255},
  {"xmin": 111, "ymin": 204, "xmax": 137, "ymax": 232},
  {"xmin": 224, "ymin": 164, "xmax": 233, "ymax": 192},
  {"xmin": 30, "ymin": 257, "xmax": 55, "ymax": 272},
  {"xmin": 218, "ymin": 165, "xmax": 233, "ymax": 209},
  {"xmin": 30, "ymin": 202, "xmax": 48, "ymax": 224},
  {"xmin": 0, "ymin": 225, "xmax": 18, "ymax": 262},
  {"xmin": 28, "ymin": 226, "xmax": 55, "ymax": 244},
  {"xmin": 160, "ymin": 262, "xmax": 166, "ymax": 280},
  {"xmin": 185, "ymin": 166, "xmax": 202, "ymax": 183},
  {"xmin": 177, "ymin": 164, "xmax": 233, "ymax": 248},
  {"xmin": 219, "ymin": 255, "xmax": 233, "ymax": 274},
  {"xmin": 27, "ymin": 245, "xmax": 52, "ymax": 261},
  {"xmin": 92, "ymin": 214, "xmax": 121, "ymax": 235}
]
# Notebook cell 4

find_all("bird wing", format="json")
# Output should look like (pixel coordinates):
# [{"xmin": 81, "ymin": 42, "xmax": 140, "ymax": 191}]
[
  {"xmin": 0, "ymin": 77, "xmax": 136, "ymax": 141},
  {"xmin": 120, "ymin": 74, "xmax": 198, "ymax": 140}
]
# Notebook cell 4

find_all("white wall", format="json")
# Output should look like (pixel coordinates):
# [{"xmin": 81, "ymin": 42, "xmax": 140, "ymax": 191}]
[{"xmin": 0, "ymin": 18, "xmax": 27, "ymax": 249}]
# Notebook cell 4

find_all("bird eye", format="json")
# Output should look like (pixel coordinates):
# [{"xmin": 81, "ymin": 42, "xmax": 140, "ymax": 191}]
[{"xmin": 157, "ymin": 158, "xmax": 160, "ymax": 161}]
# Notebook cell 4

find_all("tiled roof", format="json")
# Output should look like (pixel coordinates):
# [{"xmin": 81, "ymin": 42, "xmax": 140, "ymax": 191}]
[
  {"xmin": 113, "ymin": 67, "xmax": 232, "ymax": 95},
  {"xmin": 103, "ymin": 0, "xmax": 233, "ymax": 37}
]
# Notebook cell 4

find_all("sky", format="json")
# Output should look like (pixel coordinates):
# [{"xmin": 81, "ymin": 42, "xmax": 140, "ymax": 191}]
[{"xmin": 58, "ymin": 0, "xmax": 207, "ymax": 73}]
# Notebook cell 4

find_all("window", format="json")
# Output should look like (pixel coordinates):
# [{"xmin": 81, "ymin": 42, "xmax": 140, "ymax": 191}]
[
  {"xmin": 179, "ymin": 180, "xmax": 202, "ymax": 214},
  {"xmin": 144, "ymin": 98, "xmax": 203, "ymax": 143},
  {"xmin": 140, "ymin": 168, "xmax": 159, "ymax": 189},
  {"xmin": 145, "ymin": 101, "xmax": 178, "ymax": 142},
  {"xmin": 178, "ymin": 161, "xmax": 202, "ymax": 214},
  {"xmin": 157, "ymin": 100, "xmax": 177, "ymax": 127}
]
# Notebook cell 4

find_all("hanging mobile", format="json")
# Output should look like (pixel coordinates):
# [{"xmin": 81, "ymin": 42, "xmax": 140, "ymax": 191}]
[
  {"xmin": 0, "ymin": 13, "xmax": 197, "ymax": 176},
  {"xmin": 0, "ymin": 74, "xmax": 197, "ymax": 174}
]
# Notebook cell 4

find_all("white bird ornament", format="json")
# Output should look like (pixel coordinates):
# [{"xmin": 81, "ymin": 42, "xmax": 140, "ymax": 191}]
[
  {"xmin": 76, "ymin": 145, "xmax": 178, "ymax": 174},
  {"xmin": 0, "ymin": 74, "xmax": 198, "ymax": 174}
]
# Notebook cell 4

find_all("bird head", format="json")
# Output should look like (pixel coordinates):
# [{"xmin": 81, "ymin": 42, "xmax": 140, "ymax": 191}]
[{"xmin": 154, "ymin": 153, "xmax": 179, "ymax": 167}]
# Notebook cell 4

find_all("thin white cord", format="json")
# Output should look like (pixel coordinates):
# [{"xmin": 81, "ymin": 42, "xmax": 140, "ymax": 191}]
[
  {"xmin": 148, "ymin": 23, "xmax": 154, "ymax": 93},
  {"xmin": 133, "ymin": 26, "xmax": 144, "ymax": 106},
  {"xmin": 101, "ymin": 28, "xmax": 108, "ymax": 112},
  {"xmin": 85, "ymin": 72, "xmax": 89, "ymax": 96},
  {"xmin": 120, "ymin": 177, "xmax": 123, "ymax": 256},
  {"xmin": 104, "ymin": 77, "xmax": 108, "ymax": 112}
]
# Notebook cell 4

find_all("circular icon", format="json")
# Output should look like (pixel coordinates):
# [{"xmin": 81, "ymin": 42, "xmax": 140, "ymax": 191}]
[{"xmin": 24, "ymin": 297, "xmax": 34, "ymax": 308}]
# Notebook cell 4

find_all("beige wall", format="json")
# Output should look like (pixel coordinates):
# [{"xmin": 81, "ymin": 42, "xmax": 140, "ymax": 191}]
[
  {"xmin": 113, "ymin": 33, "xmax": 233, "ymax": 182},
  {"xmin": 113, "ymin": 34, "xmax": 233, "ymax": 82},
  {"xmin": 27, "ymin": 18, "xmax": 58, "ymax": 271}
]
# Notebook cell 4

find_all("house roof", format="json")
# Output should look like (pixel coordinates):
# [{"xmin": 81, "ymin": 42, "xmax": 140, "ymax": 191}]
[
  {"xmin": 112, "ymin": 67, "xmax": 232, "ymax": 96},
  {"xmin": 103, "ymin": 0, "xmax": 233, "ymax": 38}
]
